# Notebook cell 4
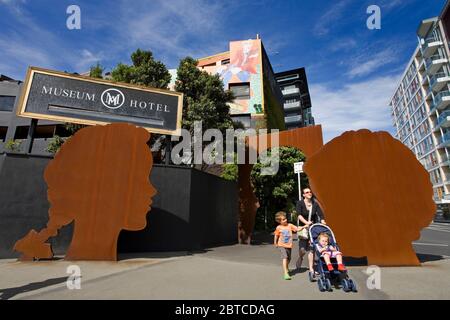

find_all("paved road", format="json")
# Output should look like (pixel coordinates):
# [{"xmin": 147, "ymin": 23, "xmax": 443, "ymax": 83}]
[
  {"xmin": 413, "ymin": 222, "xmax": 450, "ymax": 258},
  {"xmin": 0, "ymin": 222, "xmax": 449, "ymax": 300}
]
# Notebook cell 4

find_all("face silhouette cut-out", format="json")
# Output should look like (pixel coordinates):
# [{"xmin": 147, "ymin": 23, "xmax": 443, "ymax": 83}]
[
  {"xmin": 14, "ymin": 123, "xmax": 157, "ymax": 261},
  {"xmin": 304, "ymin": 129, "xmax": 435, "ymax": 266}
]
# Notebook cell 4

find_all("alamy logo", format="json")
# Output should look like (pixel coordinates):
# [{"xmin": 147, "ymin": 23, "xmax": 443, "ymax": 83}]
[{"xmin": 101, "ymin": 88, "xmax": 125, "ymax": 109}]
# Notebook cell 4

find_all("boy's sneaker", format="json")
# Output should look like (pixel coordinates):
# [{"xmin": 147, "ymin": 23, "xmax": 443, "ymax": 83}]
[{"xmin": 284, "ymin": 273, "xmax": 292, "ymax": 280}]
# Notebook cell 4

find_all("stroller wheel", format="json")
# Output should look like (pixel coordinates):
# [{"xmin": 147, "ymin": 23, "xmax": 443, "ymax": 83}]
[
  {"xmin": 341, "ymin": 279, "xmax": 351, "ymax": 292},
  {"xmin": 325, "ymin": 278, "xmax": 332, "ymax": 291},
  {"xmin": 349, "ymin": 279, "xmax": 357, "ymax": 292},
  {"xmin": 317, "ymin": 278, "xmax": 326, "ymax": 292}
]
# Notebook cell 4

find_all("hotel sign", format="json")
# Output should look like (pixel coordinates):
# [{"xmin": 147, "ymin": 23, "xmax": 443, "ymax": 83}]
[{"xmin": 17, "ymin": 67, "xmax": 183, "ymax": 135}]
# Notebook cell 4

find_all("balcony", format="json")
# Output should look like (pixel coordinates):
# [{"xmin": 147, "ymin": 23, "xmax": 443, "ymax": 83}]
[
  {"xmin": 285, "ymin": 114, "xmax": 302, "ymax": 124},
  {"xmin": 425, "ymin": 54, "xmax": 448, "ymax": 74},
  {"xmin": 434, "ymin": 90, "xmax": 450, "ymax": 110},
  {"xmin": 283, "ymin": 101, "xmax": 301, "ymax": 111},
  {"xmin": 430, "ymin": 72, "xmax": 450, "ymax": 92},
  {"xmin": 440, "ymin": 154, "xmax": 450, "ymax": 166},
  {"xmin": 281, "ymin": 87, "xmax": 300, "ymax": 96},
  {"xmin": 437, "ymin": 131, "xmax": 450, "ymax": 148},
  {"xmin": 437, "ymin": 110, "xmax": 450, "ymax": 129},
  {"xmin": 421, "ymin": 36, "xmax": 443, "ymax": 58}
]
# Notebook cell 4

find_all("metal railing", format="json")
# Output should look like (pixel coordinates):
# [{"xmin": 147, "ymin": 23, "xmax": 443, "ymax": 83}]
[
  {"xmin": 281, "ymin": 88, "xmax": 300, "ymax": 95},
  {"xmin": 430, "ymin": 72, "xmax": 448, "ymax": 88},
  {"xmin": 435, "ymin": 91, "xmax": 450, "ymax": 109},
  {"xmin": 425, "ymin": 54, "xmax": 446, "ymax": 69},
  {"xmin": 285, "ymin": 115, "xmax": 302, "ymax": 123},
  {"xmin": 283, "ymin": 101, "xmax": 301, "ymax": 110}
]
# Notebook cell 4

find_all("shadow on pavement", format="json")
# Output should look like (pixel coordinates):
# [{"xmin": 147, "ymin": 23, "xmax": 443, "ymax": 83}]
[
  {"xmin": 343, "ymin": 256, "xmax": 368, "ymax": 266},
  {"xmin": 250, "ymin": 231, "xmax": 273, "ymax": 245},
  {"xmin": 117, "ymin": 249, "xmax": 211, "ymax": 261},
  {"xmin": 0, "ymin": 276, "xmax": 67, "ymax": 300},
  {"xmin": 416, "ymin": 253, "xmax": 446, "ymax": 263}
]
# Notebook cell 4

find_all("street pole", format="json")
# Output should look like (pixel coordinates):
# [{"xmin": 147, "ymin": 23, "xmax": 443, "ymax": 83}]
[{"xmin": 297, "ymin": 171, "xmax": 302, "ymax": 201}]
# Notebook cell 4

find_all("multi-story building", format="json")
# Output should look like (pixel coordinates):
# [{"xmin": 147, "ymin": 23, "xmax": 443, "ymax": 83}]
[
  {"xmin": 169, "ymin": 37, "xmax": 286, "ymax": 131},
  {"xmin": 275, "ymin": 68, "xmax": 314, "ymax": 129},
  {"xmin": 390, "ymin": 1, "xmax": 450, "ymax": 212}
]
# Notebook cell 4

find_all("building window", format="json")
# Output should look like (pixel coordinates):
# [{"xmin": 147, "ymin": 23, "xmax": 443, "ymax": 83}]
[
  {"xmin": 0, "ymin": 95, "xmax": 16, "ymax": 112},
  {"xmin": 0, "ymin": 126, "xmax": 7, "ymax": 142},
  {"xmin": 221, "ymin": 59, "xmax": 230, "ymax": 65},
  {"xmin": 229, "ymin": 83, "xmax": 250, "ymax": 100},
  {"xmin": 34, "ymin": 125, "xmax": 56, "ymax": 139},
  {"xmin": 14, "ymin": 126, "xmax": 30, "ymax": 139}
]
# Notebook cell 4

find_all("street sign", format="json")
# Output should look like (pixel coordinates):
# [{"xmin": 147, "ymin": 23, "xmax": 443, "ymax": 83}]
[
  {"xmin": 16, "ymin": 66, "xmax": 184, "ymax": 135},
  {"xmin": 294, "ymin": 162, "xmax": 304, "ymax": 174},
  {"xmin": 294, "ymin": 161, "xmax": 304, "ymax": 200}
]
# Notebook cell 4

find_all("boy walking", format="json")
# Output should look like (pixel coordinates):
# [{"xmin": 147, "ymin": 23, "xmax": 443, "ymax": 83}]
[{"xmin": 274, "ymin": 211, "xmax": 300, "ymax": 280}]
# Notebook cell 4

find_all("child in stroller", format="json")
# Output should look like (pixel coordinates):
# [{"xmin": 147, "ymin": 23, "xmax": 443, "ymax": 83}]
[
  {"xmin": 309, "ymin": 223, "xmax": 357, "ymax": 292},
  {"xmin": 316, "ymin": 232, "xmax": 346, "ymax": 272}
]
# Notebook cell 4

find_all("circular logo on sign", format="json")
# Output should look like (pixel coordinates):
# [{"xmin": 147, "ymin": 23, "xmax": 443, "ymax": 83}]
[{"xmin": 101, "ymin": 88, "xmax": 125, "ymax": 109}]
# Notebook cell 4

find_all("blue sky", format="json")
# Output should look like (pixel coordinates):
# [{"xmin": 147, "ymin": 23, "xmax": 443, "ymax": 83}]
[{"xmin": 0, "ymin": 0, "xmax": 446, "ymax": 142}]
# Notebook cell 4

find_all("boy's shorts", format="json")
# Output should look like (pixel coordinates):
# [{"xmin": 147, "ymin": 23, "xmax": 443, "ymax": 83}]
[{"xmin": 279, "ymin": 247, "xmax": 292, "ymax": 260}]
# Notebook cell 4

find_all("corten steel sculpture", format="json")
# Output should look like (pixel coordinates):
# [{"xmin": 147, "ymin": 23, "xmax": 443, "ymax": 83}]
[
  {"xmin": 14, "ymin": 123, "xmax": 156, "ymax": 261},
  {"xmin": 238, "ymin": 127, "xmax": 435, "ymax": 266},
  {"xmin": 303, "ymin": 129, "xmax": 435, "ymax": 266},
  {"xmin": 237, "ymin": 125, "xmax": 324, "ymax": 244}
]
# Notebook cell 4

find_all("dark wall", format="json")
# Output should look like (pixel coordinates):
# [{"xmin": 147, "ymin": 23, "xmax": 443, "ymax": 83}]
[{"xmin": 0, "ymin": 153, "xmax": 238, "ymax": 258}]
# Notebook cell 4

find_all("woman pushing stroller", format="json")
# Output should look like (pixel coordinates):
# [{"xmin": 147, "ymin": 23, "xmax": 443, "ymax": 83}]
[{"xmin": 295, "ymin": 187, "xmax": 326, "ymax": 278}]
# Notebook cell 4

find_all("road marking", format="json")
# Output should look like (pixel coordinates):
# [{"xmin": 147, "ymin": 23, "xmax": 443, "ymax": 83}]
[
  {"xmin": 425, "ymin": 227, "xmax": 450, "ymax": 233},
  {"xmin": 413, "ymin": 242, "xmax": 449, "ymax": 247}
]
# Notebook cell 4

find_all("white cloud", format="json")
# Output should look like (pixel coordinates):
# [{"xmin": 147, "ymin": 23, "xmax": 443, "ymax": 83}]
[
  {"xmin": 313, "ymin": 0, "xmax": 352, "ymax": 36},
  {"xmin": 328, "ymin": 38, "xmax": 358, "ymax": 52},
  {"xmin": 310, "ymin": 75, "xmax": 401, "ymax": 143},
  {"xmin": 115, "ymin": 0, "xmax": 229, "ymax": 67},
  {"xmin": 75, "ymin": 50, "xmax": 104, "ymax": 73},
  {"xmin": 346, "ymin": 47, "xmax": 399, "ymax": 78},
  {"xmin": 0, "ymin": 0, "xmax": 229, "ymax": 80}
]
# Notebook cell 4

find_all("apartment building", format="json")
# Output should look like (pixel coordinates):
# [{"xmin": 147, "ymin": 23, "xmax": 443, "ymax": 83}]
[
  {"xmin": 390, "ymin": 2, "xmax": 450, "ymax": 210},
  {"xmin": 275, "ymin": 68, "xmax": 314, "ymax": 129}
]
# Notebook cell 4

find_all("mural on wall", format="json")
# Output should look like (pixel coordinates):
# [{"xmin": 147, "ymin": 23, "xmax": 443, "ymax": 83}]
[{"xmin": 215, "ymin": 40, "xmax": 263, "ymax": 115}]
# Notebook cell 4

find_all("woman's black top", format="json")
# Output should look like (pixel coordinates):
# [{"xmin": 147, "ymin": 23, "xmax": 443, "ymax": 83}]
[{"xmin": 295, "ymin": 199, "xmax": 325, "ymax": 226}]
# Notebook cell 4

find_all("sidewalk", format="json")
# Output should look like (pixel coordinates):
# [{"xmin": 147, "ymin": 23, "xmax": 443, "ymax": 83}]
[{"xmin": 1, "ymin": 242, "xmax": 449, "ymax": 300}]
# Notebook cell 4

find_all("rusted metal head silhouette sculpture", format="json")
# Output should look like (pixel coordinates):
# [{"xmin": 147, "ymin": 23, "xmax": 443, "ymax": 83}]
[
  {"xmin": 14, "ymin": 123, "xmax": 156, "ymax": 260},
  {"xmin": 304, "ymin": 129, "xmax": 435, "ymax": 266}
]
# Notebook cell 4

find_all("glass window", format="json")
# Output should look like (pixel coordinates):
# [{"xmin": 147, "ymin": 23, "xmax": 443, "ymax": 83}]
[
  {"xmin": 229, "ymin": 83, "xmax": 250, "ymax": 100},
  {"xmin": 0, "ymin": 95, "xmax": 15, "ymax": 112}
]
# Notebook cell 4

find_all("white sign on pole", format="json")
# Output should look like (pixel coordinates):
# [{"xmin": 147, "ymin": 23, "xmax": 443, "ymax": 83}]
[
  {"xmin": 294, "ymin": 162, "xmax": 304, "ymax": 174},
  {"xmin": 294, "ymin": 162, "xmax": 304, "ymax": 200}
]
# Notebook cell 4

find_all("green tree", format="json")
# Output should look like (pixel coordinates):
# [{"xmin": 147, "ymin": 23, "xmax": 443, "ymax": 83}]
[
  {"xmin": 175, "ymin": 57, "xmax": 234, "ymax": 133},
  {"xmin": 111, "ymin": 49, "xmax": 171, "ymax": 89},
  {"xmin": 251, "ymin": 146, "xmax": 308, "ymax": 230},
  {"xmin": 89, "ymin": 63, "xmax": 104, "ymax": 79},
  {"xmin": 110, "ymin": 49, "xmax": 172, "ymax": 162}
]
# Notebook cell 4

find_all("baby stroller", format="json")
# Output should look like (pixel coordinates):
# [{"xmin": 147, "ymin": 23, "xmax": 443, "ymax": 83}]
[{"xmin": 308, "ymin": 223, "xmax": 357, "ymax": 292}]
